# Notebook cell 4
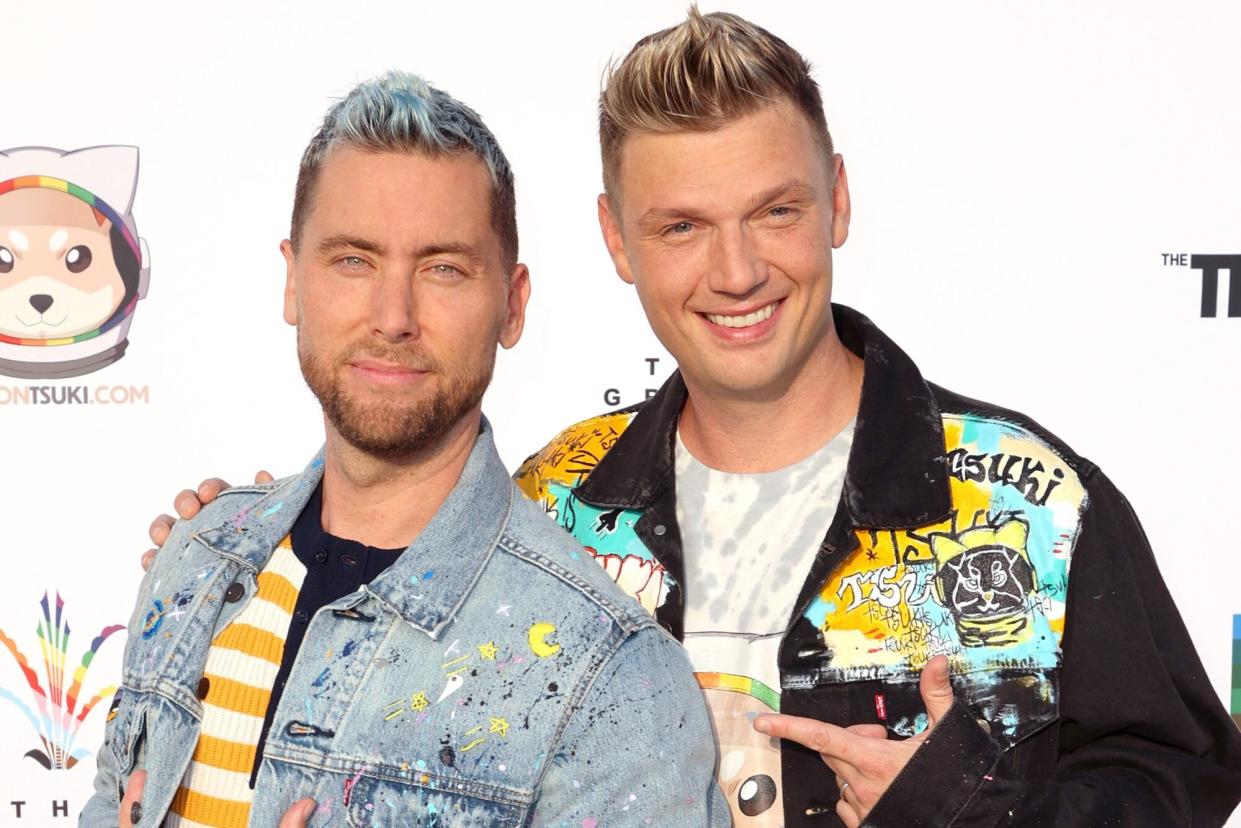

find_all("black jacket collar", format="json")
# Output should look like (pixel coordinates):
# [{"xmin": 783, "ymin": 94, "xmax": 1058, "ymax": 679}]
[{"xmin": 575, "ymin": 304, "xmax": 952, "ymax": 529}]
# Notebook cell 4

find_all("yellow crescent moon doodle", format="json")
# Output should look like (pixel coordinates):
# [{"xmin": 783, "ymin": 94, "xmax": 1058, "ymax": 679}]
[{"xmin": 527, "ymin": 622, "xmax": 561, "ymax": 658}]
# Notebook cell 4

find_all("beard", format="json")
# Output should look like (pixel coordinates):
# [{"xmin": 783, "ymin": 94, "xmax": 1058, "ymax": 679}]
[{"xmin": 299, "ymin": 336, "xmax": 492, "ymax": 459}]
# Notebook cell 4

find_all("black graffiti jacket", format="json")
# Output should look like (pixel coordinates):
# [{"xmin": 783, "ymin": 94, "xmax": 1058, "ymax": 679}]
[{"xmin": 514, "ymin": 305, "xmax": 1241, "ymax": 827}]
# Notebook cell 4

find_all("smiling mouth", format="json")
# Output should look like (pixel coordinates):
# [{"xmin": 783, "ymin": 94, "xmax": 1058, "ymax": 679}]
[
  {"xmin": 17, "ymin": 313, "xmax": 70, "ymax": 329},
  {"xmin": 703, "ymin": 301, "xmax": 779, "ymax": 329}
]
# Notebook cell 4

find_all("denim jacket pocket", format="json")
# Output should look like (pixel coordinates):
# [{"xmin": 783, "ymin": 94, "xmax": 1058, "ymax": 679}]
[
  {"xmin": 879, "ymin": 666, "xmax": 1059, "ymax": 750},
  {"xmin": 342, "ymin": 772, "xmax": 526, "ymax": 828}
]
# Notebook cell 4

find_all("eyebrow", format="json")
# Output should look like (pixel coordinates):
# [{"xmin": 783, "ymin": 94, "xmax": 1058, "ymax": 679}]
[
  {"xmin": 742, "ymin": 180, "xmax": 817, "ymax": 213},
  {"xmin": 315, "ymin": 235, "xmax": 485, "ymax": 265},
  {"xmin": 636, "ymin": 180, "xmax": 817, "ymax": 230},
  {"xmin": 316, "ymin": 234, "xmax": 387, "ymax": 257},
  {"xmin": 7, "ymin": 229, "xmax": 29, "ymax": 253},
  {"xmin": 412, "ymin": 241, "xmax": 485, "ymax": 264}
]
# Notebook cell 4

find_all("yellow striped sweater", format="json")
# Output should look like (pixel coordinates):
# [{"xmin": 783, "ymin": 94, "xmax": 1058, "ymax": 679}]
[{"xmin": 166, "ymin": 536, "xmax": 306, "ymax": 827}]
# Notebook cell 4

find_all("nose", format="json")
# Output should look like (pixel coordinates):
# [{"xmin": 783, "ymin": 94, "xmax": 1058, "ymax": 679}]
[
  {"xmin": 371, "ymin": 271, "xmax": 419, "ymax": 342},
  {"xmin": 29, "ymin": 294, "xmax": 54, "ymax": 314},
  {"xmin": 706, "ymin": 227, "xmax": 766, "ymax": 296}
]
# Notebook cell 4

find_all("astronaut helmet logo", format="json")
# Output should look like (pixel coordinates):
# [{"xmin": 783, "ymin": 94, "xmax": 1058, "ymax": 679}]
[
  {"xmin": 0, "ymin": 591, "xmax": 123, "ymax": 770},
  {"xmin": 0, "ymin": 145, "xmax": 151, "ymax": 379}
]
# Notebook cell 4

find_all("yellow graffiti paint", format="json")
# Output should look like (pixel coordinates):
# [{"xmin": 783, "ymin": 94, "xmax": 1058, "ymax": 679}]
[{"xmin": 527, "ymin": 622, "xmax": 561, "ymax": 658}]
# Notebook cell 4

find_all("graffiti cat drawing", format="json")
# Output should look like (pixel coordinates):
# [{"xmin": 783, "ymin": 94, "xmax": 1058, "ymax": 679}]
[{"xmin": 931, "ymin": 516, "xmax": 1037, "ymax": 648}]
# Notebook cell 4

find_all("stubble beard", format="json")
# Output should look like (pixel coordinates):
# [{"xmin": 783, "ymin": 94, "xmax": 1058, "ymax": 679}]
[{"xmin": 299, "ymin": 338, "xmax": 492, "ymax": 460}]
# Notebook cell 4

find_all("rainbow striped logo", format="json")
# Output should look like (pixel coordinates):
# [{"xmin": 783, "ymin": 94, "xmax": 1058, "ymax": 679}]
[
  {"xmin": 0, "ymin": 175, "xmax": 140, "ymax": 347},
  {"xmin": 0, "ymin": 591, "xmax": 124, "ymax": 769},
  {"xmin": 696, "ymin": 671, "xmax": 781, "ymax": 712},
  {"xmin": 1232, "ymin": 615, "xmax": 1241, "ymax": 731}
]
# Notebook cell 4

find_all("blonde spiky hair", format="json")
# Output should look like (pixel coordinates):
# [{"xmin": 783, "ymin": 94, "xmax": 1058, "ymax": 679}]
[{"xmin": 599, "ymin": 7, "xmax": 834, "ymax": 196}]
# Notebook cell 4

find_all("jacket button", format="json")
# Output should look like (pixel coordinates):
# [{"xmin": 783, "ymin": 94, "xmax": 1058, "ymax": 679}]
[
  {"xmin": 314, "ymin": 549, "xmax": 328, "ymax": 564},
  {"xmin": 197, "ymin": 677, "xmax": 210, "ymax": 699},
  {"xmin": 653, "ymin": 524, "xmax": 667, "ymax": 536},
  {"xmin": 224, "ymin": 582, "xmax": 245, "ymax": 603}
]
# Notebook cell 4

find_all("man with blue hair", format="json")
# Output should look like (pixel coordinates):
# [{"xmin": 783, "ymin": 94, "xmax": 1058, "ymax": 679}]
[{"xmin": 81, "ymin": 71, "xmax": 725, "ymax": 828}]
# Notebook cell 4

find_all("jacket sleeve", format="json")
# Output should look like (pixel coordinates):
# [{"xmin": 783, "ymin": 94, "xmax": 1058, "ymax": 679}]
[
  {"xmin": 79, "ymin": 748, "xmax": 124, "ymax": 828},
  {"xmin": 79, "ymin": 520, "xmax": 181, "ymax": 827},
  {"xmin": 531, "ymin": 625, "xmax": 730, "ymax": 827},
  {"xmin": 866, "ymin": 468, "xmax": 1241, "ymax": 827}
]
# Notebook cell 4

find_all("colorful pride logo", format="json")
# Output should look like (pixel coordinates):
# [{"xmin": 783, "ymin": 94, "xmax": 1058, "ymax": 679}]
[
  {"xmin": 1232, "ymin": 615, "xmax": 1241, "ymax": 731},
  {"xmin": 0, "ymin": 591, "xmax": 124, "ymax": 769}
]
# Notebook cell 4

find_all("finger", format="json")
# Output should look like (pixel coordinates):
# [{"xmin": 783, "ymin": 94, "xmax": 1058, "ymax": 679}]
[
  {"xmin": 148, "ymin": 514, "xmax": 175, "ymax": 547},
  {"xmin": 754, "ymin": 713, "xmax": 862, "ymax": 767},
  {"xmin": 119, "ymin": 768, "xmax": 147, "ymax": 827},
  {"xmin": 920, "ymin": 654, "xmax": 955, "ymax": 726},
  {"xmin": 836, "ymin": 795, "xmax": 861, "ymax": 828},
  {"xmin": 197, "ymin": 477, "xmax": 232, "ymax": 505},
  {"xmin": 842, "ymin": 777, "xmax": 876, "ymax": 825},
  {"xmin": 255, "ymin": 469, "xmax": 274, "ymax": 484},
  {"xmin": 845, "ymin": 724, "xmax": 888, "ymax": 739},
  {"xmin": 173, "ymin": 489, "xmax": 204, "ymax": 520},
  {"xmin": 277, "ymin": 798, "xmax": 317, "ymax": 828},
  {"xmin": 141, "ymin": 549, "xmax": 157, "ymax": 573}
]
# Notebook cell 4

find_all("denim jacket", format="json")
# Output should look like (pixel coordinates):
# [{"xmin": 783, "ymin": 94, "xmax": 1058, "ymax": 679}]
[
  {"xmin": 515, "ymin": 306, "xmax": 1241, "ymax": 827},
  {"xmin": 81, "ymin": 419, "xmax": 727, "ymax": 827}
]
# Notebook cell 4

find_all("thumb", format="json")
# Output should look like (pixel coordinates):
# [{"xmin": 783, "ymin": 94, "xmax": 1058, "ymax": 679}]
[
  {"xmin": 278, "ymin": 798, "xmax": 317, "ymax": 828},
  {"xmin": 120, "ymin": 768, "xmax": 147, "ymax": 827},
  {"xmin": 919, "ymin": 654, "xmax": 955, "ymax": 727},
  {"xmin": 255, "ymin": 469, "xmax": 274, "ymax": 484}
]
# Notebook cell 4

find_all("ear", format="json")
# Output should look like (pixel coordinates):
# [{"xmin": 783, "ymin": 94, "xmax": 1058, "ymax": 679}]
[
  {"xmin": 280, "ymin": 239, "xmax": 298, "ymax": 326},
  {"xmin": 830, "ymin": 154, "xmax": 851, "ymax": 249},
  {"xmin": 59, "ymin": 146, "xmax": 140, "ymax": 213},
  {"xmin": 597, "ymin": 193, "xmax": 635, "ymax": 285},
  {"xmin": 498, "ymin": 262, "xmax": 531, "ymax": 350},
  {"xmin": 930, "ymin": 533, "xmax": 966, "ymax": 564},
  {"xmin": 994, "ymin": 518, "xmax": 1029, "ymax": 551}
]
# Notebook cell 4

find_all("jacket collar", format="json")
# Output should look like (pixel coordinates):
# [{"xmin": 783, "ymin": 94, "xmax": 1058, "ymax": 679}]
[
  {"xmin": 195, "ymin": 416, "xmax": 514, "ymax": 640},
  {"xmin": 576, "ymin": 304, "xmax": 952, "ymax": 529}
]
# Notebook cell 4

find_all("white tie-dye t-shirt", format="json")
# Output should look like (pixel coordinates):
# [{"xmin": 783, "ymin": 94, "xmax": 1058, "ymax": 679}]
[{"xmin": 675, "ymin": 420, "xmax": 854, "ymax": 826}]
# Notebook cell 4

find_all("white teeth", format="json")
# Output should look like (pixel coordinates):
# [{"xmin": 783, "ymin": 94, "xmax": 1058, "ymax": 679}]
[{"xmin": 705, "ymin": 302, "xmax": 777, "ymax": 329}]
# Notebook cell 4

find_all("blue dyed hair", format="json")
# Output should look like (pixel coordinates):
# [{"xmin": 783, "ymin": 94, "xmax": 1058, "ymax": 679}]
[{"xmin": 290, "ymin": 70, "xmax": 517, "ymax": 266}]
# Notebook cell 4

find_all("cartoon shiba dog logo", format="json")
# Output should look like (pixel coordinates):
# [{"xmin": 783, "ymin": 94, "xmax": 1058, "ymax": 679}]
[{"xmin": 0, "ymin": 146, "xmax": 149, "ymax": 378}]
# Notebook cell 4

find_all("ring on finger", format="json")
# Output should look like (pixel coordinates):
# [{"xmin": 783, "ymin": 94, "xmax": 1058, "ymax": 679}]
[{"xmin": 839, "ymin": 781, "xmax": 851, "ymax": 798}]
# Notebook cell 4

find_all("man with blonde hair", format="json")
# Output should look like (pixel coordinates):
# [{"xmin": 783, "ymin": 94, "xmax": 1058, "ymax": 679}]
[
  {"xmin": 520, "ymin": 9, "xmax": 1241, "ymax": 826},
  {"xmin": 151, "ymin": 9, "xmax": 1241, "ymax": 827}
]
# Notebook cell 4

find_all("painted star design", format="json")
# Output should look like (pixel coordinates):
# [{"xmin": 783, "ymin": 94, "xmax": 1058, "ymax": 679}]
[
  {"xmin": 409, "ymin": 691, "xmax": 430, "ymax": 711},
  {"xmin": 866, "ymin": 549, "xmax": 879, "ymax": 561},
  {"xmin": 489, "ymin": 717, "xmax": 510, "ymax": 738},
  {"xmin": 477, "ymin": 641, "xmax": 499, "ymax": 660}
]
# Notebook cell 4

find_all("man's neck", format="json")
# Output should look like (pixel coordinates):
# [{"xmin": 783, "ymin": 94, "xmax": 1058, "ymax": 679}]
[
  {"xmin": 678, "ymin": 332, "xmax": 862, "ymax": 474},
  {"xmin": 318, "ymin": 411, "xmax": 482, "ymax": 549}
]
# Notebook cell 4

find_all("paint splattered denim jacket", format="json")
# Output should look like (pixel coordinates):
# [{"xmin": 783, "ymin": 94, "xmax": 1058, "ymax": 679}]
[
  {"xmin": 81, "ymin": 419, "xmax": 728, "ymax": 827},
  {"xmin": 514, "ymin": 306, "xmax": 1241, "ymax": 827}
]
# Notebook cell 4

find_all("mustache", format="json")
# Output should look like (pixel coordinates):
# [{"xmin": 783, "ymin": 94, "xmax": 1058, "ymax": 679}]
[{"xmin": 336, "ymin": 342, "xmax": 440, "ymax": 373}]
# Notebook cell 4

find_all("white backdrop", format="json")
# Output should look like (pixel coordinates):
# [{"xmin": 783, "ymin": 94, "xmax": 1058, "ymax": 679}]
[{"xmin": 1, "ymin": 0, "xmax": 1238, "ymax": 823}]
